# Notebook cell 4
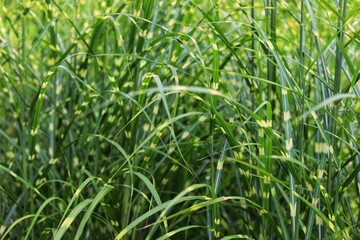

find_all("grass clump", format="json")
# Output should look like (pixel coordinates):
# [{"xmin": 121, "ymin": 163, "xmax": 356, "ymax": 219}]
[{"xmin": 0, "ymin": 0, "xmax": 359, "ymax": 239}]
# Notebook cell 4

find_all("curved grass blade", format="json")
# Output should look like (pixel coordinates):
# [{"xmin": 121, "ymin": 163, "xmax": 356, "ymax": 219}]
[
  {"xmin": 74, "ymin": 184, "xmax": 114, "ymax": 240},
  {"xmin": 53, "ymin": 199, "xmax": 93, "ymax": 240}
]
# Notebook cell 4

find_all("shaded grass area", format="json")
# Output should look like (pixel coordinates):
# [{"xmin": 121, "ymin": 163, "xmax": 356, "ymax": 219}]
[{"xmin": 0, "ymin": 0, "xmax": 359, "ymax": 239}]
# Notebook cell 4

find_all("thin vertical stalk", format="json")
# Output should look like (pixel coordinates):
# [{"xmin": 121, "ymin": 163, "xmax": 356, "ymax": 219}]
[
  {"xmin": 258, "ymin": 102, "xmax": 273, "ymax": 238},
  {"xmin": 245, "ymin": 2, "xmax": 299, "ymax": 237},
  {"xmin": 47, "ymin": 0, "xmax": 58, "ymax": 202},
  {"xmin": 331, "ymin": 0, "xmax": 346, "ymax": 227},
  {"xmin": 305, "ymin": 0, "xmax": 331, "ymax": 128},
  {"xmin": 250, "ymin": 0, "xmax": 257, "ymax": 77},
  {"xmin": 280, "ymin": 77, "xmax": 298, "ymax": 240},
  {"xmin": 296, "ymin": 0, "xmax": 306, "ymax": 237},
  {"xmin": 298, "ymin": 0, "xmax": 305, "ymax": 170},
  {"xmin": 305, "ymin": 48, "xmax": 326, "ymax": 240},
  {"xmin": 21, "ymin": 8, "xmax": 31, "ymax": 231},
  {"xmin": 213, "ymin": 140, "xmax": 226, "ymax": 239},
  {"xmin": 266, "ymin": 0, "xmax": 277, "ymax": 116},
  {"xmin": 304, "ymin": 0, "xmax": 336, "ymax": 237},
  {"xmin": 208, "ymin": 18, "xmax": 220, "ymax": 237},
  {"xmin": 259, "ymin": 1, "xmax": 267, "ymax": 231}
]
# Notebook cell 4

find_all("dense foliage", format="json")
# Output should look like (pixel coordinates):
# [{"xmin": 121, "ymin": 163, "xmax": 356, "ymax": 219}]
[{"xmin": 1, "ymin": 0, "xmax": 359, "ymax": 239}]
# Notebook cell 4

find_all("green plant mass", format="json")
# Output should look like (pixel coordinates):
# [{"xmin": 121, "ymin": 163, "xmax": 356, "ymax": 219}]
[{"xmin": 1, "ymin": 0, "xmax": 360, "ymax": 239}]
